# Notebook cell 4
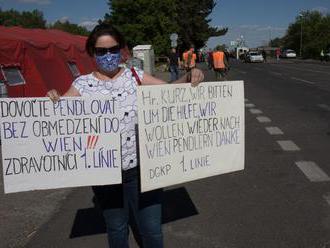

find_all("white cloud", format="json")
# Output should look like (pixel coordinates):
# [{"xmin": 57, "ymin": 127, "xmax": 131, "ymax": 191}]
[
  {"xmin": 256, "ymin": 26, "xmax": 286, "ymax": 32},
  {"xmin": 207, "ymin": 24, "xmax": 287, "ymax": 49},
  {"xmin": 239, "ymin": 24, "xmax": 260, "ymax": 29},
  {"xmin": 16, "ymin": 0, "xmax": 51, "ymax": 5},
  {"xmin": 59, "ymin": 16, "xmax": 69, "ymax": 23},
  {"xmin": 79, "ymin": 20, "xmax": 98, "ymax": 31}
]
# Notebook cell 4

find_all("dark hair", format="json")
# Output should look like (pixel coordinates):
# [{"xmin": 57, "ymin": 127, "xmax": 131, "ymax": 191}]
[{"xmin": 85, "ymin": 23, "xmax": 126, "ymax": 57}]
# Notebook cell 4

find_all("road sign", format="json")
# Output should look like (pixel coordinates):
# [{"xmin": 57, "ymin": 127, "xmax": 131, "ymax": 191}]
[
  {"xmin": 170, "ymin": 33, "xmax": 178, "ymax": 41},
  {"xmin": 171, "ymin": 40, "xmax": 177, "ymax": 48},
  {"xmin": 230, "ymin": 41, "xmax": 237, "ymax": 46}
]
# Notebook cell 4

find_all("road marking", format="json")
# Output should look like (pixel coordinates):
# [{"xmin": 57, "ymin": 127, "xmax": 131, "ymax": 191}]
[
  {"xmin": 271, "ymin": 64, "xmax": 330, "ymax": 76},
  {"xmin": 235, "ymin": 69, "xmax": 247, "ymax": 74},
  {"xmin": 245, "ymin": 103, "xmax": 256, "ymax": 108},
  {"xmin": 290, "ymin": 77, "xmax": 316, "ymax": 85},
  {"xmin": 295, "ymin": 161, "xmax": 330, "ymax": 182},
  {"xmin": 27, "ymin": 230, "xmax": 37, "ymax": 238},
  {"xmin": 249, "ymin": 108, "xmax": 263, "ymax": 114},
  {"xmin": 317, "ymin": 104, "xmax": 330, "ymax": 111},
  {"xmin": 323, "ymin": 193, "xmax": 330, "ymax": 206},
  {"xmin": 277, "ymin": 140, "xmax": 300, "ymax": 151},
  {"xmin": 265, "ymin": 127, "xmax": 284, "ymax": 135},
  {"xmin": 256, "ymin": 116, "xmax": 271, "ymax": 123},
  {"xmin": 269, "ymin": 71, "xmax": 283, "ymax": 76}
]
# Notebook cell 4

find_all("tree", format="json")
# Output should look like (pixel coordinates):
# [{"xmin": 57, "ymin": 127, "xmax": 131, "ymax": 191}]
[
  {"xmin": 50, "ymin": 20, "xmax": 90, "ymax": 36},
  {"xmin": 282, "ymin": 11, "xmax": 330, "ymax": 58},
  {"xmin": 175, "ymin": 0, "xmax": 227, "ymax": 51},
  {"xmin": 104, "ymin": 0, "xmax": 178, "ymax": 55},
  {"xmin": 269, "ymin": 37, "xmax": 283, "ymax": 48},
  {"xmin": 104, "ymin": 0, "xmax": 227, "ymax": 55},
  {"xmin": 21, "ymin": 9, "xmax": 47, "ymax": 29},
  {"xmin": 0, "ymin": 8, "xmax": 89, "ymax": 36},
  {"xmin": 0, "ymin": 8, "xmax": 46, "ymax": 28}
]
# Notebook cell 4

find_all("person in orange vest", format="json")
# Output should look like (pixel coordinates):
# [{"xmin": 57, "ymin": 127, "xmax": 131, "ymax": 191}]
[
  {"xmin": 182, "ymin": 45, "xmax": 197, "ymax": 72},
  {"xmin": 212, "ymin": 47, "xmax": 228, "ymax": 80}
]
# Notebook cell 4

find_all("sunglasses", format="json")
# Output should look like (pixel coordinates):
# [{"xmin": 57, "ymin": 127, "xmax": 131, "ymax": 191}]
[{"xmin": 94, "ymin": 45, "xmax": 121, "ymax": 56}]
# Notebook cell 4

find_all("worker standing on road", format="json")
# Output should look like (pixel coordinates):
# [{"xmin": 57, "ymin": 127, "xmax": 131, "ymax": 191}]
[
  {"xmin": 207, "ymin": 48, "xmax": 213, "ymax": 69},
  {"xmin": 212, "ymin": 47, "xmax": 228, "ymax": 80},
  {"xmin": 167, "ymin": 47, "xmax": 180, "ymax": 82},
  {"xmin": 182, "ymin": 45, "xmax": 196, "ymax": 72},
  {"xmin": 276, "ymin": 48, "xmax": 281, "ymax": 61},
  {"xmin": 262, "ymin": 50, "xmax": 267, "ymax": 63}
]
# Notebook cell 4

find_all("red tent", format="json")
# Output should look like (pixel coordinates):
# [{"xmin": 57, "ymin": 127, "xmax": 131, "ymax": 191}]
[{"xmin": 0, "ymin": 26, "xmax": 96, "ymax": 97}]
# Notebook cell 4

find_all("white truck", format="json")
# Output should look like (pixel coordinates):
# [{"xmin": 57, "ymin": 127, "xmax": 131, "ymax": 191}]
[{"xmin": 236, "ymin": 47, "xmax": 249, "ymax": 60}]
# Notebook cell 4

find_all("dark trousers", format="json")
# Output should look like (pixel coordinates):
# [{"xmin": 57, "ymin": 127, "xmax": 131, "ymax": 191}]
[
  {"xmin": 169, "ymin": 64, "xmax": 179, "ymax": 82},
  {"xmin": 93, "ymin": 169, "xmax": 163, "ymax": 248}
]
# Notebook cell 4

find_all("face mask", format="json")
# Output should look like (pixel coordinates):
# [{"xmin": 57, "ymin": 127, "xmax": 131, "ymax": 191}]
[{"xmin": 95, "ymin": 52, "xmax": 121, "ymax": 73}]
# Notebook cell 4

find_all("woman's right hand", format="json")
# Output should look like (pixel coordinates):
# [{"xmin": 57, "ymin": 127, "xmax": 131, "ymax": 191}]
[{"xmin": 46, "ymin": 89, "xmax": 61, "ymax": 102}]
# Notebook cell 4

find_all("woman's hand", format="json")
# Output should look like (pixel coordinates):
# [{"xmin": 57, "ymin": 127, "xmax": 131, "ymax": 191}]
[
  {"xmin": 188, "ymin": 68, "xmax": 204, "ymax": 87},
  {"xmin": 46, "ymin": 86, "xmax": 80, "ymax": 101},
  {"xmin": 46, "ymin": 89, "xmax": 60, "ymax": 102}
]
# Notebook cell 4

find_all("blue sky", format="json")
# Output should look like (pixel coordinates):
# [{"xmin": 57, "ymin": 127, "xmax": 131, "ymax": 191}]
[
  {"xmin": 208, "ymin": 0, "xmax": 330, "ymax": 48},
  {"xmin": 1, "ymin": 0, "xmax": 330, "ymax": 48}
]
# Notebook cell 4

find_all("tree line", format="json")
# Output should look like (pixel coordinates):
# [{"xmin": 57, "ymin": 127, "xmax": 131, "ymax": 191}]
[
  {"xmin": 270, "ymin": 11, "xmax": 330, "ymax": 58},
  {"xmin": 104, "ymin": 0, "xmax": 227, "ymax": 55},
  {"xmin": 0, "ymin": 8, "xmax": 90, "ymax": 36},
  {"xmin": 1, "ymin": 0, "xmax": 227, "ymax": 56}
]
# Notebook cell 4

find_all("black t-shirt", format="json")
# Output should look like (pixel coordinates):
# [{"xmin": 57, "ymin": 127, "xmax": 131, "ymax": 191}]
[{"xmin": 169, "ymin": 52, "xmax": 179, "ymax": 66}]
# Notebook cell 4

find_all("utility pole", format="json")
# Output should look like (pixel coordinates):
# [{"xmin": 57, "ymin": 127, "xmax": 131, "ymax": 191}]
[{"xmin": 299, "ymin": 13, "xmax": 303, "ymax": 58}]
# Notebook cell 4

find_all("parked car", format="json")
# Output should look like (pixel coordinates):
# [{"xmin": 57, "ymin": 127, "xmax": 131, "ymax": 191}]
[
  {"xmin": 325, "ymin": 50, "xmax": 330, "ymax": 61},
  {"xmin": 245, "ymin": 51, "xmax": 264, "ymax": 63},
  {"xmin": 281, "ymin": 49, "xmax": 297, "ymax": 58}
]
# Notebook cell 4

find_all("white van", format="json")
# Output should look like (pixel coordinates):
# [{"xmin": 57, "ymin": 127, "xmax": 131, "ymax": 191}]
[{"xmin": 236, "ymin": 47, "xmax": 249, "ymax": 60}]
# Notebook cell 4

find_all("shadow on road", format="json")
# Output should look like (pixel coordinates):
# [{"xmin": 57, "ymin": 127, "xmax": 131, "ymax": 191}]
[{"xmin": 69, "ymin": 187, "xmax": 199, "ymax": 238}]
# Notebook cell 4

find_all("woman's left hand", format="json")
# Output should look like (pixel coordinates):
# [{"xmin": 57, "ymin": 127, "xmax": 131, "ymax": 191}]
[{"xmin": 189, "ymin": 68, "xmax": 204, "ymax": 87}]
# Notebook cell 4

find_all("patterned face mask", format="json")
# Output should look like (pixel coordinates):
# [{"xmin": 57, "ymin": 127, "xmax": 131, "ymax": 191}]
[{"xmin": 95, "ymin": 52, "xmax": 121, "ymax": 73}]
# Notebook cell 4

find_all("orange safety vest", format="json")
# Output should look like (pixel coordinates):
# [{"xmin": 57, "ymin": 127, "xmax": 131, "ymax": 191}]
[
  {"xmin": 212, "ymin": 51, "xmax": 225, "ymax": 69},
  {"xmin": 183, "ymin": 51, "xmax": 196, "ymax": 68}
]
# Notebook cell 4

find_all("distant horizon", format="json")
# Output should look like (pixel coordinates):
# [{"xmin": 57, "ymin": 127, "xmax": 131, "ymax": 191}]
[{"xmin": 1, "ymin": 0, "xmax": 329, "ymax": 49}]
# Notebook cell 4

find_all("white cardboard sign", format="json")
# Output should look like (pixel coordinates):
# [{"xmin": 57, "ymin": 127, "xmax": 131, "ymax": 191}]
[
  {"xmin": 137, "ymin": 81, "xmax": 245, "ymax": 192},
  {"xmin": 0, "ymin": 97, "xmax": 122, "ymax": 193}
]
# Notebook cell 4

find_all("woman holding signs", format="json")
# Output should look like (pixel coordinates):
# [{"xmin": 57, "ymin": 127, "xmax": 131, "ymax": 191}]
[{"xmin": 47, "ymin": 23, "xmax": 204, "ymax": 248}]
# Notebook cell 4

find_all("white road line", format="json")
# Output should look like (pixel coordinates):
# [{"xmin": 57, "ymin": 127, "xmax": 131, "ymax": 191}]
[
  {"xmin": 277, "ymin": 140, "xmax": 300, "ymax": 151},
  {"xmin": 271, "ymin": 64, "xmax": 330, "ymax": 76},
  {"xmin": 245, "ymin": 103, "xmax": 256, "ymax": 108},
  {"xmin": 317, "ymin": 104, "xmax": 330, "ymax": 111},
  {"xmin": 269, "ymin": 71, "xmax": 283, "ymax": 76},
  {"xmin": 295, "ymin": 161, "xmax": 330, "ymax": 182},
  {"xmin": 249, "ymin": 109, "xmax": 263, "ymax": 114},
  {"xmin": 256, "ymin": 116, "xmax": 271, "ymax": 123},
  {"xmin": 265, "ymin": 127, "xmax": 284, "ymax": 135},
  {"xmin": 290, "ymin": 77, "xmax": 316, "ymax": 85},
  {"xmin": 235, "ymin": 69, "xmax": 247, "ymax": 74},
  {"xmin": 323, "ymin": 193, "xmax": 330, "ymax": 206}
]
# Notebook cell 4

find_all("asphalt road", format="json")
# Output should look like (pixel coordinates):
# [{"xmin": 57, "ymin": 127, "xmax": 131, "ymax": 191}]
[{"xmin": 1, "ymin": 59, "xmax": 330, "ymax": 248}]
